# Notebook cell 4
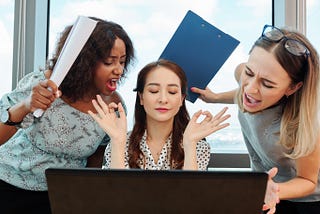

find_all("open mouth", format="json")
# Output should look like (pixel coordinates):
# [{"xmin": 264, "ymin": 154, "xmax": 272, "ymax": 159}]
[
  {"xmin": 106, "ymin": 79, "xmax": 118, "ymax": 91},
  {"xmin": 243, "ymin": 93, "xmax": 262, "ymax": 109},
  {"xmin": 244, "ymin": 93, "xmax": 260, "ymax": 104}
]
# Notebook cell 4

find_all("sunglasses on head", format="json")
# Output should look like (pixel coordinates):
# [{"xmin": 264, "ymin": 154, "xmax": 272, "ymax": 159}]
[{"xmin": 261, "ymin": 24, "xmax": 310, "ymax": 57}]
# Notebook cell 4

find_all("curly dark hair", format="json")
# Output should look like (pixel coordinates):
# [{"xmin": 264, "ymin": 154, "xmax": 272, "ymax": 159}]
[
  {"xmin": 128, "ymin": 59, "xmax": 190, "ymax": 169},
  {"xmin": 47, "ymin": 17, "xmax": 135, "ymax": 102}
]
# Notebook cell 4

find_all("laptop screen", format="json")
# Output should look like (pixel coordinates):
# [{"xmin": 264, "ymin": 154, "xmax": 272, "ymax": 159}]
[{"xmin": 46, "ymin": 168, "xmax": 267, "ymax": 214}]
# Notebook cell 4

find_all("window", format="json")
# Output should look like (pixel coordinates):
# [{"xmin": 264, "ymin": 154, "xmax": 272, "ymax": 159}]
[
  {"xmin": 0, "ymin": 0, "xmax": 14, "ymax": 95},
  {"xmin": 49, "ymin": 0, "xmax": 272, "ymax": 153},
  {"xmin": 306, "ymin": 0, "xmax": 320, "ymax": 52}
]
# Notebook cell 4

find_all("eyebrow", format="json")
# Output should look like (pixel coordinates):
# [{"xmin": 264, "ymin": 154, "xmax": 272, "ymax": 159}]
[
  {"xmin": 107, "ymin": 55, "xmax": 127, "ymax": 59},
  {"xmin": 146, "ymin": 83, "xmax": 180, "ymax": 87},
  {"xmin": 245, "ymin": 65, "xmax": 278, "ymax": 85}
]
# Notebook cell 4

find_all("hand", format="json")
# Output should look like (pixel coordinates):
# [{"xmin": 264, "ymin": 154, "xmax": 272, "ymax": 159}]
[
  {"xmin": 262, "ymin": 167, "xmax": 280, "ymax": 214},
  {"xmin": 191, "ymin": 87, "xmax": 217, "ymax": 103},
  {"xmin": 183, "ymin": 107, "xmax": 230, "ymax": 148},
  {"xmin": 24, "ymin": 79, "xmax": 61, "ymax": 113},
  {"xmin": 88, "ymin": 95, "xmax": 127, "ymax": 145}
]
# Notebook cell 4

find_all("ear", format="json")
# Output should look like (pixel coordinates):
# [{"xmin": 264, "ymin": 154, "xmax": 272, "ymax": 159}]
[
  {"xmin": 138, "ymin": 92, "xmax": 144, "ymax": 105},
  {"xmin": 285, "ymin": 82, "xmax": 303, "ymax": 97}
]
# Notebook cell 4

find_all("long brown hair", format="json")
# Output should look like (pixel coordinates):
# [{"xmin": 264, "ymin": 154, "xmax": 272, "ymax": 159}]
[{"xmin": 128, "ymin": 59, "xmax": 189, "ymax": 168}]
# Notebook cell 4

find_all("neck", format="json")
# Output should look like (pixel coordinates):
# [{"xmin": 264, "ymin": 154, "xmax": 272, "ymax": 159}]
[{"xmin": 146, "ymin": 119, "xmax": 173, "ymax": 143}]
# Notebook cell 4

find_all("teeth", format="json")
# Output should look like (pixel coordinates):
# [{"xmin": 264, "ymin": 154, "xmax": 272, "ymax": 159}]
[{"xmin": 246, "ymin": 94, "xmax": 258, "ymax": 103}]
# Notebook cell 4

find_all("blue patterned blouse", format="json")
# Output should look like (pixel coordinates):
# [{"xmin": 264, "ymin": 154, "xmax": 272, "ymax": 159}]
[{"xmin": 0, "ymin": 71, "xmax": 108, "ymax": 191}]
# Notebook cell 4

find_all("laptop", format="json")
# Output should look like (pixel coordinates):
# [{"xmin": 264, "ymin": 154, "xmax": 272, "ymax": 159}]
[{"xmin": 45, "ymin": 168, "xmax": 267, "ymax": 214}]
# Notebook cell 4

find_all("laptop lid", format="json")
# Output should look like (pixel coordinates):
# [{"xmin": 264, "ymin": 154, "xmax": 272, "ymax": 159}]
[
  {"xmin": 45, "ymin": 168, "xmax": 267, "ymax": 214},
  {"xmin": 159, "ymin": 10, "xmax": 240, "ymax": 103}
]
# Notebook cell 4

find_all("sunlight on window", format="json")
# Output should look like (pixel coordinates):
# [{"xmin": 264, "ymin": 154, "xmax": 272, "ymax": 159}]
[
  {"xmin": 0, "ymin": 0, "xmax": 14, "ymax": 95},
  {"xmin": 306, "ymin": 0, "xmax": 320, "ymax": 53},
  {"xmin": 49, "ymin": 0, "xmax": 272, "ymax": 153}
]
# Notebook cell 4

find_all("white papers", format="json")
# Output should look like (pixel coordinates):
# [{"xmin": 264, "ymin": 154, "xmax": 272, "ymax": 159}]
[{"xmin": 33, "ymin": 16, "xmax": 98, "ymax": 118}]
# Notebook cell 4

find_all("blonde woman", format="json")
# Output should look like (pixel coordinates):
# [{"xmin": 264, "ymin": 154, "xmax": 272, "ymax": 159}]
[{"xmin": 192, "ymin": 25, "xmax": 320, "ymax": 214}]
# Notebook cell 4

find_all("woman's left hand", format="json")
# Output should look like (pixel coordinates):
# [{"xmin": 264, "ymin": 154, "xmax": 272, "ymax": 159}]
[
  {"xmin": 183, "ymin": 107, "xmax": 230, "ymax": 147},
  {"xmin": 262, "ymin": 167, "xmax": 280, "ymax": 214}
]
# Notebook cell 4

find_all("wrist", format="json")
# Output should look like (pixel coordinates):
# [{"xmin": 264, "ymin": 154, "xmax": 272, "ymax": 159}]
[
  {"xmin": 1, "ymin": 108, "xmax": 22, "ymax": 126},
  {"xmin": 10, "ymin": 103, "xmax": 30, "ymax": 122},
  {"xmin": 110, "ymin": 140, "xmax": 126, "ymax": 152},
  {"xmin": 183, "ymin": 140, "xmax": 197, "ymax": 153}
]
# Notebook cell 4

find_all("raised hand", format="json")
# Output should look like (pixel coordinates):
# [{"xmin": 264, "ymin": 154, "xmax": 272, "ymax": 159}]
[
  {"xmin": 88, "ymin": 94, "xmax": 127, "ymax": 144},
  {"xmin": 183, "ymin": 107, "xmax": 230, "ymax": 147},
  {"xmin": 24, "ymin": 79, "xmax": 61, "ymax": 113}
]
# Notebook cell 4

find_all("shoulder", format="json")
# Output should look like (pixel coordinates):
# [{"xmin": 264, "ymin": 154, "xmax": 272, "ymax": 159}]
[
  {"xmin": 0, "ymin": 71, "xmax": 46, "ymax": 108},
  {"xmin": 16, "ymin": 70, "xmax": 47, "ymax": 90},
  {"xmin": 234, "ymin": 63, "xmax": 245, "ymax": 83}
]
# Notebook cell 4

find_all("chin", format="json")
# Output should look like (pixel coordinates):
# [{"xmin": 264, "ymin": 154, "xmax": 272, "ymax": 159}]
[
  {"xmin": 243, "ymin": 104, "xmax": 263, "ymax": 113},
  {"xmin": 101, "ymin": 90, "xmax": 114, "ymax": 96}
]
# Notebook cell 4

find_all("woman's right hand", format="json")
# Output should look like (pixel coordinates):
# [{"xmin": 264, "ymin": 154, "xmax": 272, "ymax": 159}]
[
  {"xmin": 24, "ymin": 79, "xmax": 61, "ymax": 113},
  {"xmin": 190, "ymin": 87, "xmax": 218, "ymax": 103},
  {"xmin": 191, "ymin": 87, "xmax": 236, "ymax": 104},
  {"xmin": 88, "ymin": 94, "xmax": 127, "ymax": 145},
  {"xmin": 89, "ymin": 95, "xmax": 127, "ymax": 169}
]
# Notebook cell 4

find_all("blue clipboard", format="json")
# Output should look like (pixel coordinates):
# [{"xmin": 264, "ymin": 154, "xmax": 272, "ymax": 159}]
[{"xmin": 159, "ymin": 10, "xmax": 240, "ymax": 103}]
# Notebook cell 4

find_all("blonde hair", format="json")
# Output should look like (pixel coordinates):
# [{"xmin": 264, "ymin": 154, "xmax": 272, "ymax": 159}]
[{"xmin": 237, "ymin": 28, "xmax": 320, "ymax": 159}]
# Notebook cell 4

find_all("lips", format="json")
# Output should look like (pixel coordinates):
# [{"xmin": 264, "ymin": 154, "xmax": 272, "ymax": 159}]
[
  {"xmin": 155, "ymin": 108, "xmax": 169, "ymax": 113},
  {"xmin": 245, "ymin": 93, "xmax": 260, "ymax": 104},
  {"xmin": 106, "ymin": 79, "xmax": 118, "ymax": 92},
  {"xmin": 243, "ymin": 93, "xmax": 261, "ymax": 109}
]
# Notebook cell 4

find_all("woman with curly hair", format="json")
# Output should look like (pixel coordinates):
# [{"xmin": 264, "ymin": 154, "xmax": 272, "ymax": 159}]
[{"xmin": 0, "ymin": 16, "xmax": 134, "ymax": 213}]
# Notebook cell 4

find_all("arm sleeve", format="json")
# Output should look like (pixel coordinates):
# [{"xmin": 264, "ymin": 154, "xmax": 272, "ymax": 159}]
[
  {"xmin": 0, "ymin": 71, "xmax": 46, "ymax": 127},
  {"xmin": 196, "ymin": 139, "xmax": 211, "ymax": 170}
]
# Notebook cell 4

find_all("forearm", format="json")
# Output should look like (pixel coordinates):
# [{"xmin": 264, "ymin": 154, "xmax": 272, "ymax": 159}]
[
  {"xmin": 7, "ymin": 101, "xmax": 31, "ymax": 123},
  {"xmin": 0, "ymin": 102, "xmax": 30, "ymax": 145},
  {"xmin": 110, "ymin": 142, "xmax": 126, "ymax": 169},
  {"xmin": 0, "ymin": 125, "xmax": 17, "ymax": 145},
  {"xmin": 278, "ymin": 177, "xmax": 317, "ymax": 200},
  {"xmin": 213, "ymin": 89, "xmax": 237, "ymax": 104},
  {"xmin": 279, "ymin": 143, "xmax": 320, "ymax": 199},
  {"xmin": 183, "ymin": 144, "xmax": 198, "ymax": 170}
]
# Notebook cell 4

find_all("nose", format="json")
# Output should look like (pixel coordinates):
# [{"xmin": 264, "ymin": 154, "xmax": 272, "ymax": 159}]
[
  {"xmin": 158, "ymin": 91, "xmax": 168, "ymax": 104},
  {"xmin": 244, "ymin": 78, "xmax": 259, "ymax": 94},
  {"xmin": 112, "ymin": 62, "xmax": 124, "ymax": 76}
]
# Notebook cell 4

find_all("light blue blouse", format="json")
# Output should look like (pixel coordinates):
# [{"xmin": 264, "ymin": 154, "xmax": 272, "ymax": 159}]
[{"xmin": 0, "ymin": 71, "xmax": 108, "ymax": 191}]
